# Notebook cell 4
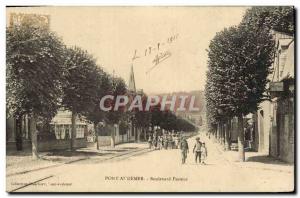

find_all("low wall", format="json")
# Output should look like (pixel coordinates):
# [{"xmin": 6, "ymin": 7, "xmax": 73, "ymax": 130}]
[
  {"xmin": 7, "ymin": 139, "xmax": 87, "ymax": 152},
  {"xmin": 98, "ymin": 134, "xmax": 129, "ymax": 147},
  {"xmin": 38, "ymin": 139, "xmax": 87, "ymax": 151},
  {"xmin": 6, "ymin": 140, "xmax": 32, "ymax": 152}
]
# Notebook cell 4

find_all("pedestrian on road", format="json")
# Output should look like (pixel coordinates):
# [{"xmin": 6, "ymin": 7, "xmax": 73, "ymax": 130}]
[
  {"xmin": 148, "ymin": 135, "xmax": 152, "ymax": 149},
  {"xmin": 167, "ymin": 132, "xmax": 173, "ymax": 149},
  {"xmin": 174, "ymin": 134, "xmax": 179, "ymax": 149},
  {"xmin": 200, "ymin": 142, "xmax": 208, "ymax": 164},
  {"xmin": 193, "ymin": 137, "xmax": 202, "ymax": 164},
  {"xmin": 179, "ymin": 137, "xmax": 189, "ymax": 164},
  {"xmin": 158, "ymin": 136, "xmax": 163, "ymax": 150},
  {"xmin": 163, "ymin": 134, "xmax": 168, "ymax": 149},
  {"xmin": 152, "ymin": 134, "xmax": 158, "ymax": 149}
]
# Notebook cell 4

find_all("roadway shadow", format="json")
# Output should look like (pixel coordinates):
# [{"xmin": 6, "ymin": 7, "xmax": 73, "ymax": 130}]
[
  {"xmin": 44, "ymin": 150, "xmax": 115, "ymax": 157},
  {"xmin": 118, "ymin": 147, "xmax": 138, "ymax": 150},
  {"xmin": 6, "ymin": 150, "xmax": 32, "ymax": 157},
  {"xmin": 102, "ymin": 149, "xmax": 129, "ymax": 152},
  {"xmin": 246, "ymin": 155, "xmax": 293, "ymax": 166}
]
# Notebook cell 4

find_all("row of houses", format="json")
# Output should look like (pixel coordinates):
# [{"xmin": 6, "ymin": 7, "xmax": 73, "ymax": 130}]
[
  {"xmin": 214, "ymin": 30, "xmax": 294, "ymax": 163},
  {"xmin": 255, "ymin": 30, "xmax": 294, "ymax": 163}
]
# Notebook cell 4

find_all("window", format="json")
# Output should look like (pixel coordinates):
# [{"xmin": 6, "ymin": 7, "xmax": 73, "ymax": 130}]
[
  {"xmin": 64, "ymin": 125, "xmax": 70, "ymax": 139},
  {"xmin": 54, "ymin": 125, "xmax": 70, "ymax": 140},
  {"xmin": 54, "ymin": 124, "xmax": 85, "ymax": 139},
  {"xmin": 55, "ymin": 125, "xmax": 62, "ymax": 139},
  {"xmin": 76, "ymin": 125, "xmax": 85, "ymax": 138}
]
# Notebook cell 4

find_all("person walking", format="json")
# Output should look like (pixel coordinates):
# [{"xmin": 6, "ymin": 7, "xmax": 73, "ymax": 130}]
[
  {"xmin": 200, "ymin": 142, "xmax": 208, "ymax": 165},
  {"xmin": 174, "ymin": 134, "xmax": 179, "ymax": 149},
  {"xmin": 179, "ymin": 137, "xmax": 189, "ymax": 164},
  {"xmin": 193, "ymin": 137, "xmax": 202, "ymax": 164},
  {"xmin": 168, "ymin": 132, "xmax": 173, "ymax": 149},
  {"xmin": 148, "ymin": 135, "xmax": 152, "ymax": 149},
  {"xmin": 152, "ymin": 134, "xmax": 157, "ymax": 150},
  {"xmin": 163, "ymin": 134, "xmax": 168, "ymax": 150}
]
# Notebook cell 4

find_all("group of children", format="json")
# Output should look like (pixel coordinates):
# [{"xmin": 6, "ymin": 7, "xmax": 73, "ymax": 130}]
[
  {"xmin": 147, "ymin": 130, "xmax": 208, "ymax": 165},
  {"xmin": 180, "ymin": 136, "xmax": 208, "ymax": 165},
  {"xmin": 192, "ymin": 137, "xmax": 207, "ymax": 164},
  {"xmin": 148, "ymin": 131, "xmax": 181, "ymax": 150}
]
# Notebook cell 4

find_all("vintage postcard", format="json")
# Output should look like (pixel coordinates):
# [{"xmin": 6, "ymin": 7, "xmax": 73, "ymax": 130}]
[{"xmin": 6, "ymin": 6, "xmax": 295, "ymax": 192}]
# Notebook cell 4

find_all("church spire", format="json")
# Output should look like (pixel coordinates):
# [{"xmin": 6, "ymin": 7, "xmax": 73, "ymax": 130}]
[{"xmin": 128, "ymin": 64, "xmax": 136, "ymax": 92}]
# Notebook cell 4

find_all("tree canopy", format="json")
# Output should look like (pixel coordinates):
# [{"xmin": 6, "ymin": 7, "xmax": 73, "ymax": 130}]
[
  {"xmin": 61, "ymin": 46, "xmax": 100, "ymax": 115},
  {"xmin": 6, "ymin": 23, "xmax": 65, "ymax": 119}
]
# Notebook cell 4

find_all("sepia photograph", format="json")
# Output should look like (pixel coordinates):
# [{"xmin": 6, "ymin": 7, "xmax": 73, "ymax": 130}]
[{"xmin": 5, "ymin": 5, "xmax": 295, "ymax": 193}]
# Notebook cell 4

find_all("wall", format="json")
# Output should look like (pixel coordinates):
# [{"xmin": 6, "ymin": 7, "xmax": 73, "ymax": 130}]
[
  {"xmin": 38, "ymin": 139, "xmax": 87, "ymax": 151},
  {"xmin": 6, "ymin": 138, "xmax": 87, "ymax": 152},
  {"xmin": 97, "ymin": 134, "xmax": 129, "ymax": 147},
  {"xmin": 272, "ymin": 98, "xmax": 294, "ymax": 163},
  {"xmin": 257, "ymin": 100, "xmax": 272, "ymax": 154}
]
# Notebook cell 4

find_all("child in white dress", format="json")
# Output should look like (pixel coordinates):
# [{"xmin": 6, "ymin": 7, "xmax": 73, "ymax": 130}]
[{"xmin": 200, "ymin": 142, "xmax": 208, "ymax": 164}]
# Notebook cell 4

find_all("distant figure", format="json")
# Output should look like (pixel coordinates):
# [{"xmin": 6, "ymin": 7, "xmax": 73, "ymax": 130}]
[
  {"xmin": 167, "ymin": 132, "xmax": 173, "ymax": 149},
  {"xmin": 152, "ymin": 134, "xmax": 158, "ymax": 149},
  {"xmin": 157, "ymin": 136, "xmax": 163, "ymax": 150},
  {"xmin": 200, "ymin": 142, "xmax": 208, "ymax": 164},
  {"xmin": 174, "ymin": 135, "xmax": 179, "ymax": 149},
  {"xmin": 148, "ymin": 135, "xmax": 152, "ymax": 149},
  {"xmin": 179, "ymin": 137, "xmax": 189, "ymax": 164},
  {"xmin": 163, "ymin": 134, "xmax": 168, "ymax": 149},
  {"xmin": 193, "ymin": 137, "xmax": 202, "ymax": 164}
]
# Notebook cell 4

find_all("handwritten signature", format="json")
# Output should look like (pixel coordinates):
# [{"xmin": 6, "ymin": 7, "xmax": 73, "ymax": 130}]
[
  {"xmin": 132, "ymin": 33, "xmax": 179, "ymax": 61},
  {"xmin": 146, "ymin": 51, "xmax": 172, "ymax": 74}
]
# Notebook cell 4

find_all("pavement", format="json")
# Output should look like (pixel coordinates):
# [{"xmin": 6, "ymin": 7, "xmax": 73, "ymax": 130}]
[
  {"xmin": 6, "ymin": 132, "xmax": 294, "ymax": 192},
  {"xmin": 6, "ymin": 141, "xmax": 149, "ymax": 177}
]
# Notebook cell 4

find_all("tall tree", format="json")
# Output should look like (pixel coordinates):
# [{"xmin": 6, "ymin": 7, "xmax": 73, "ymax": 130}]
[
  {"xmin": 105, "ymin": 77, "xmax": 128, "ymax": 147},
  {"xmin": 241, "ymin": 7, "xmax": 294, "ymax": 35},
  {"xmin": 62, "ymin": 46, "xmax": 99, "ymax": 151},
  {"xmin": 84, "ymin": 69, "xmax": 112, "ymax": 150},
  {"xmin": 133, "ymin": 93, "xmax": 151, "ymax": 141},
  {"xmin": 206, "ymin": 24, "xmax": 275, "ymax": 161},
  {"xmin": 6, "ymin": 23, "xmax": 65, "ymax": 158}
]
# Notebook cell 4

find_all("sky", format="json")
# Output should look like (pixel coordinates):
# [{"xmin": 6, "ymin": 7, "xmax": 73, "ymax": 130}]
[{"xmin": 6, "ymin": 6, "xmax": 247, "ymax": 94}]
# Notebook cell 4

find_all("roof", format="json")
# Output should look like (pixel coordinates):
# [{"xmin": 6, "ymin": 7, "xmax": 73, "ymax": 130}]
[
  {"xmin": 271, "ymin": 30, "xmax": 294, "ymax": 82},
  {"xmin": 279, "ymin": 40, "xmax": 294, "ymax": 80},
  {"xmin": 50, "ymin": 110, "xmax": 88, "ymax": 125}
]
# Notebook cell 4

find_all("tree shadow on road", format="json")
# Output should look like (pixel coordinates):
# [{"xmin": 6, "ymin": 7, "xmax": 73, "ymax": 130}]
[
  {"xmin": 246, "ymin": 155, "xmax": 293, "ymax": 166},
  {"xmin": 44, "ymin": 150, "xmax": 115, "ymax": 157}
]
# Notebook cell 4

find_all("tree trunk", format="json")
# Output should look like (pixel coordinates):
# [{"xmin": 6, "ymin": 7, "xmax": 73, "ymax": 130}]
[
  {"xmin": 137, "ymin": 127, "xmax": 141, "ymax": 142},
  {"xmin": 225, "ymin": 119, "xmax": 231, "ymax": 150},
  {"xmin": 111, "ymin": 125, "xmax": 115, "ymax": 148},
  {"xmin": 134, "ymin": 126, "xmax": 137, "ymax": 142},
  {"xmin": 15, "ymin": 116, "xmax": 23, "ymax": 151},
  {"xmin": 217, "ymin": 122, "xmax": 221, "ymax": 142},
  {"xmin": 223, "ymin": 123, "xmax": 226, "ymax": 145},
  {"xmin": 143, "ymin": 128, "xmax": 147, "ymax": 141},
  {"xmin": 220, "ymin": 123, "xmax": 223, "ymax": 143},
  {"xmin": 94, "ymin": 123, "xmax": 99, "ymax": 150},
  {"xmin": 237, "ymin": 115, "xmax": 245, "ymax": 162},
  {"xmin": 30, "ymin": 114, "xmax": 39, "ymax": 159},
  {"xmin": 214, "ymin": 126, "xmax": 217, "ymax": 139},
  {"xmin": 71, "ymin": 111, "xmax": 77, "ymax": 151}
]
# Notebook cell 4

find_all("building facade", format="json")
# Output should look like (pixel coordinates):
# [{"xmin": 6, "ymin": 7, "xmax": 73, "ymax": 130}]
[
  {"xmin": 7, "ymin": 109, "xmax": 89, "ymax": 152},
  {"xmin": 255, "ymin": 31, "xmax": 294, "ymax": 163}
]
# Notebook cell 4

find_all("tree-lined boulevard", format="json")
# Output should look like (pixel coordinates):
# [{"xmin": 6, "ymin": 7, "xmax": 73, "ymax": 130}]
[
  {"xmin": 6, "ymin": 18, "xmax": 196, "ymax": 158},
  {"xmin": 6, "ymin": 132, "xmax": 293, "ymax": 192},
  {"xmin": 6, "ymin": 6, "xmax": 295, "ymax": 192}
]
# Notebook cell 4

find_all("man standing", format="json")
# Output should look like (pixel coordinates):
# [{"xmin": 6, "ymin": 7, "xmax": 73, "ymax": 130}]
[
  {"xmin": 193, "ymin": 137, "xmax": 202, "ymax": 164},
  {"xmin": 179, "ymin": 137, "xmax": 189, "ymax": 164}
]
